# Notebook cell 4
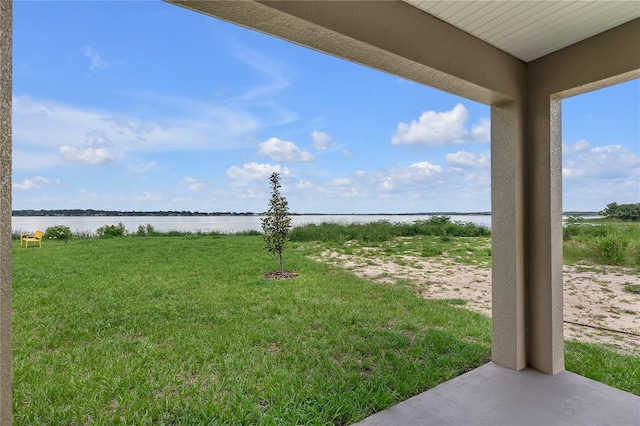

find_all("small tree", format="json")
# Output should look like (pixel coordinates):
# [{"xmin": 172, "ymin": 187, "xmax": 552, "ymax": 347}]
[{"xmin": 262, "ymin": 172, "xmax": 292, "ymax": 274}]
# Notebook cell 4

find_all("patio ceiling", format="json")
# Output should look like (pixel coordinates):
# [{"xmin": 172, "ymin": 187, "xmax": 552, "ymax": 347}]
[{"xmin": 404, "ymin": 0, "xmax": 640, "ymax": 62}]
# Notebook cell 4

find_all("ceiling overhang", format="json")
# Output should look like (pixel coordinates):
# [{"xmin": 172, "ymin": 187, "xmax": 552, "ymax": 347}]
[
  {"xmin": 403, "ymin": 1, "xmax": 640, "ymax": 62},
  {"xmin": 166, "ymin": 0, "xmax": 639, "ymax": 103}
]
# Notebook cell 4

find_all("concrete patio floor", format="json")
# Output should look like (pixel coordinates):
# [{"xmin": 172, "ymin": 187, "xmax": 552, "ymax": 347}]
[{"xmin": 354, "ymin": 362, "xmax": 640, "ymax": 426}]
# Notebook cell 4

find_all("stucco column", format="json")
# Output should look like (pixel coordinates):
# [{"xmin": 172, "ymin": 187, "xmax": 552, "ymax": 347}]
[
  {"xmin": 491, "ymin": 101, "xmax": 527, "ymax": 371},
  {"xmin": 0, "ymin": 0, "xmax": 12, "ymax": 423},
  {"xmin": 525, "ymin": 90, "xmax": 565, "ymax": 375},
  {"xmin": 522, "ymin": 18, "xmax": 639, "ymax": 375}
]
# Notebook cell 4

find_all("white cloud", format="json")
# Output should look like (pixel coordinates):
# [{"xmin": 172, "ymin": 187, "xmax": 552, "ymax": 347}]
[
  {"xmin": 562, "ymin": 168, "xmax": 584, "ymax": 179},
  {"xmin": 446, "ymin": 150, "xmax": 491, "ymax": 168},
  {"xmin": 238, "ymin": 189, "xmax": 259, "ymax": 199},
  {"xmin": 296, "ymin": 180, "xmax": 313, "ymax": 189},
  {"xmin": 85, "ymin": 130, "xmax": 112, "ymax": 147},
  {"xmin": 312, "ymin": 131, "xmax": 332, "ymax": 151},
  {"xmin": 342, "ymin": 149, "xmax": 354, "ymax": 159},
  {"xmin": 379, "ymin": 178, "xmax": 394, "ymax": 190},
  {"xmin": 331, "ymin": 178, "xmax": 351, "ymax": 186},
  {"xmin": 128, "ymin": 161, "xmax": 158, "ymax": 174},
  {"xmin": 337, "ymin": 161, "xmax": 443, "ymax": 194},
  {"xmin": 258, "ymin": 137, "xmax": 314, "ymax": 162},
  {"xmin": 293, "ymin": 159, "xmax": 467, "ymax": 211},
  {"xmin": 409, "ymin": 161, "xmax": 444, "ymax": 176},
  {"xmin": 227, "ymin": 162, "xmax": 292, "ymax": 185},
  {"xmin": 78, "ymin": 189, "xmax": 98, "ymax": 198},
  {"xmin": 563, "ymin": 144, "xmax": 639, "ymax": 180},
  {"xmin": 137, "ymin": 192, "xmax": 163, "ymax": 201},
  {"xmin": 471, "ymin": 118, "xmax": 491, "ymax": 143},
  {"xmin": 181, "ymin": 176, "xmax": 207, "ymax": 191},
  {"xmin": 392, "ymin": 103, "xmax": 489, "ymax": 147},
  {"xmin": 13, "ymin": 176, "xmax": 50, "ymax": 190},
  {"xmin": 59, "ymin": 146, "xmax": 115, "ymax": 165},
  {"xmin": 12, "ymin": 96, "xmax": 293, "ymax": 170},
  {"xmin": 563, "ymin": 140, "xmax": 590, "ymax": 155},
  {"xmin": 83, "ymin": 46, "xmax": 109, "ymax": 71},
  {"xmin": 339, "ymin": 161, "xmax": 444, "ymax": 196},
  {"xmin": 231, "ymin": 45, "xmax": 291, "ymax": 101}
]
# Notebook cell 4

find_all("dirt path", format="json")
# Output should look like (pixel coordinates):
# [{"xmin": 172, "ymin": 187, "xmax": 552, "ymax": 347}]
[{"xmin": 316, "ymin": 249, "xmax": 640, "ymax": 355}]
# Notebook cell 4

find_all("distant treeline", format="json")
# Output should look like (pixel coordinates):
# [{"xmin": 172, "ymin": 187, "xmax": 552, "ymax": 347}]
[
  {"xmin": 12, "ymin": 209, "xmax": 602, "ymax": 217},
  {"xmin": 12, "ymin": 210, "xmax": 494, "ymax": 217},
  {"xmin": 600, "ymin": 202, "xmax": 640, "ymax": 221},
  {"xmin": 12, "ymin": 209, "xmax": 258, "ymax": 217}
]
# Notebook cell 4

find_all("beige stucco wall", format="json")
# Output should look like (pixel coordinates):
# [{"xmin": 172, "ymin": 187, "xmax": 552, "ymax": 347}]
[
  {"xmin": 491, "ymin": 101, "xmax": 526, "ymax": 370},
  {"xmin": 0, "ymin": 0, "xmax": 12, "ymax": 422},
  {"xmin": 525, "ymin": 18, "xmax": 640, "ymax": 374}
]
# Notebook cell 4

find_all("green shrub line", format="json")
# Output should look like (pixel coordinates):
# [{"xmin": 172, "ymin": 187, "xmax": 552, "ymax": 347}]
[
  {"xmin": 563, "ymin": 220, "xmax": 640, "ymax": 268},
  {"xmin": 290, "ymin": 215, "xmax": 491, "ymax": 244},
  {"xmin": 12, "ymin": 224, "xmax": 262, "ymax": 240}
]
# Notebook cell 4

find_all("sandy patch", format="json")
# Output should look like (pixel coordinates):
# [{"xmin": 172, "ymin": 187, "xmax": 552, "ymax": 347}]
[{"xmin": 316, "ymin": 250, "xmax": 640, "ymax": 354}]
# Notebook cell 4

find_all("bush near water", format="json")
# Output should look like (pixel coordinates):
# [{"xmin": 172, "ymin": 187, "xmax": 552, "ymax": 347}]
[{"xmin": 290, "ymin": 215, "xmax": 490, "ymax": 244}]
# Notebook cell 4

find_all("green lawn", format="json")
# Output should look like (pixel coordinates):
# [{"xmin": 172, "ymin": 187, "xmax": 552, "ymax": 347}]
[
  {"xmin": 12, "ymin": 235, "xmax": 491, "ymax": 425},
  {"xmin": 12, "ymin": 234, "xmax": 639, "ymax": 424}
]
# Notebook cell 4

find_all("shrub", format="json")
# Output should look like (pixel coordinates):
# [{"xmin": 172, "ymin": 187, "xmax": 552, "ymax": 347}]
[
  {"xmin": 421, "ymin": 246, "xmax": 443, "ymax": 257},
  {"xmin": 430, "ymin": 215, "xmax": 451, "ymax": 226},
  {"xmin": 583, "ymin": 225, "xmax": 608, "ymax": 238},
  {"xmin": 234, "ymin": 230, "xmax": 261, "ymax": 237},
  {"xmin": 592, "ymin": 231, "xmax": 628, "ymax": 265},
  {"xmin": 135, "ymin": 223, "xmax": 156, "ymax": 237},
  {"xmin": 44, "ymin": 225, "xmax": 73, "ymax": 241},
  {"xmin": 290, "ymin": 217, "xmax": 491, "ymax": 244},
  {"xmin": 96, "ymin": 222, "xmax": 127, "ymax": 238},
  {"xmin": 566, "ymin": 215, "xmax": 583, "ymax": 225},
  {"xmin": 563, "ymin": 224, "xmax": 581, "ymax": 241}
]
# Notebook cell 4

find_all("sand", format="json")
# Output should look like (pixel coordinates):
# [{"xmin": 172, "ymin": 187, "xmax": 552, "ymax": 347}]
[{"xmin": 316, "ymin": 249, "xmax": 640, "ymax": 355}]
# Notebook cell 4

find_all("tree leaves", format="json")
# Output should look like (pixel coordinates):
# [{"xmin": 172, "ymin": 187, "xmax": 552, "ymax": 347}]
[{"xmin": 261, "ymin": 172, "xmax": 292, "ymax": 274}]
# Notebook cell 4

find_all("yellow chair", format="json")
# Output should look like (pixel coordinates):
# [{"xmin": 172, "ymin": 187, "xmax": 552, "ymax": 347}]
[{"xmin": 20, "ymin": 230, "xmax": 43, "ymax": 248}]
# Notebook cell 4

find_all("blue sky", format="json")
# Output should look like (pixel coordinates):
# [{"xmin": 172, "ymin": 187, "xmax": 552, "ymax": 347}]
[{"xmin": 12, "ymin": 1, "xmax": 639, "ymax": 214}]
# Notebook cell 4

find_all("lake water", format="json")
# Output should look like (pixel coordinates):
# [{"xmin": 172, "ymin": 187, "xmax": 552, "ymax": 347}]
[{"xmin": 12, "ymin": 214, "xmax": 494, "ymax": 235}]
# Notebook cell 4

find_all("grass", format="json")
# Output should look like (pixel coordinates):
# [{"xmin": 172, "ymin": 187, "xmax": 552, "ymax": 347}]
[
  {"xmin": 295, "ymin": 234, "xmax": 493, "ymax": 269},
  {"xmin": 565, "ymin": 341, "xmax": 640, "ymax": 395},
  {"xmin": 13, "ymin": 235, "xmax": 492, "ymax": 425},
  {"xmin": 563, "ymin": 219, "xmax": 640, "ymax": 269},
  {"xmin": 12, "ymin": 225, "xmax": 640, "ymax": 423},
  {"xmin": 624, "ymin": 284, "xmax": 640, "ymax": 294}
]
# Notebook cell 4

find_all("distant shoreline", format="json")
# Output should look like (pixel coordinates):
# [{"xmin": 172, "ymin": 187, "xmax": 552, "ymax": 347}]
[{"xmin": 12, "ymin": 209, "xmax": 600, "ymax": 217}]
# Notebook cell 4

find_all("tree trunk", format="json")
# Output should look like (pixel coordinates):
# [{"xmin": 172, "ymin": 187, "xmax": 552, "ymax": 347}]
[{"xmin": 279, "ymin": 251, "xmax": 284, "ymax": 274}]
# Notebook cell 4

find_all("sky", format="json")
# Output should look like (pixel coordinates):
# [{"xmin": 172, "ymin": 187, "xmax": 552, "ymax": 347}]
[{"xmin": 12, "ymin": 1, "xmax": 640, "ymax": 214}]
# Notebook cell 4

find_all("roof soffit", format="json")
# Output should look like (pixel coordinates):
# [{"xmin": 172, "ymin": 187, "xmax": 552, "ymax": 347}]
[{"xmin": 404, "ymin": 0, "xmax": 640, "ymax": 62}]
